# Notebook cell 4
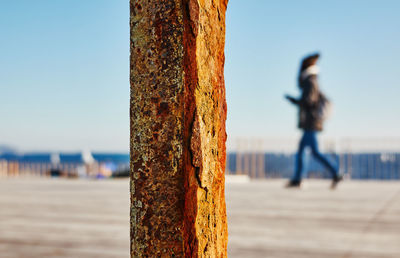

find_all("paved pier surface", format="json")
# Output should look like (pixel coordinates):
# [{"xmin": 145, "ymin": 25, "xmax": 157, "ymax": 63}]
[{"xmin": 0, "ymin": 179, "xmax": 399, "ymax": 258}]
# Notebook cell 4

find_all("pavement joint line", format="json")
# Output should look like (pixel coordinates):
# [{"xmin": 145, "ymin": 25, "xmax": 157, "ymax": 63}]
[{"xmin": 341, "ymin": 187, "xmax": 400, "ymax": 258}]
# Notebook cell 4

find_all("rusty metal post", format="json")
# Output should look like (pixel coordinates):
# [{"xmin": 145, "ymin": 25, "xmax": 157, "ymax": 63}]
[{"xmin": 130, "ymin": 0, "xmax": 229, "ymax": 257}]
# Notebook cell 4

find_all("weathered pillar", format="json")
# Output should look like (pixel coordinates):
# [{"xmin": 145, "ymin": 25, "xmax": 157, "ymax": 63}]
[{"xmin": 130, "ymin": 0, "xmax": 228, "ymax": 257}]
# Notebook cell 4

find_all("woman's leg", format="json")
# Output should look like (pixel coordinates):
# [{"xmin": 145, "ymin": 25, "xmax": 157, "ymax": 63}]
[
  {"xmin": 308, "ymin": 132, "xmax": 339, "ymax": 179},
  {"xmin": 292, "ymin": 132, "xmax": 308, "ymax": 182}
]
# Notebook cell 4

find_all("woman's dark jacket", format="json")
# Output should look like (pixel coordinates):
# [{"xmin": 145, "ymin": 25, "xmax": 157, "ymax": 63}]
[{"xmin": 293, "ymin": 74, "xmax": 323, "ymax": 131}]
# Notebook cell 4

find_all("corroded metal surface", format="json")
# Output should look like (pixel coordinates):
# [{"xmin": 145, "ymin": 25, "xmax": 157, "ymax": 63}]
[{"xmin": 130, "ymin": 0, "xmax": 228, "ymax": 257}]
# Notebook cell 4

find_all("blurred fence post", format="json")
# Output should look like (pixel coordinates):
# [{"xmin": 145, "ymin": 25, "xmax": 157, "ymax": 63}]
[
  {"xmin": 257, "ymin": 139, "xmax": 265, "ymax": 178},
  {"xmin": 130, "ymin": 0, "xmax": 229, "ymax": 257},
  {"xmin": 236, "ymin": 139, "xmax": 242, "ymax": 174}
]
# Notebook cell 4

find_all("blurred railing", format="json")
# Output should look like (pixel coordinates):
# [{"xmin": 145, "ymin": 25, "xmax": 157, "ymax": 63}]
[
  {"xmin": 2, "ymin": 137, "xmax": 399, "ymax": 180},
  {"xmin": 226, "ymin": 137, "xmax": 400, "ymax": 180},
  {"xmin": 0, "ymin": 160, "xmax": 130, "ymax": 178}
]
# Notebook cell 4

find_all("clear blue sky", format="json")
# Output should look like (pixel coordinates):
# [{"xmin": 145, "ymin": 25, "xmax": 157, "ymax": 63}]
[{"xmin": 1, "ymin": 1, "xmax": 399, "ymax": 152}]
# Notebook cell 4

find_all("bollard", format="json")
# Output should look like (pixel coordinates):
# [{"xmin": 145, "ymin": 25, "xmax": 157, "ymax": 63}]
[{"xmin": 130, "ymin": 0, "xmax": 229, "ymax": 257}]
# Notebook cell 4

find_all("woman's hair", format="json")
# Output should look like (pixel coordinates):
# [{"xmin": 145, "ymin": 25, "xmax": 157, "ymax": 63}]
[
  {"xmin": 299, "ymin": 53, "xmax": 320, "ymax": 72},
  {"xmin": 298, "ymin": 53, "xmax": 320, "ymax": 88}
]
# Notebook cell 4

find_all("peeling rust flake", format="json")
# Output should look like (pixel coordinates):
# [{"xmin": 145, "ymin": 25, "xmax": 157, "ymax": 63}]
[{"xmin": 190, "ymin": 111, "xmax": 202, "ymax": 168}]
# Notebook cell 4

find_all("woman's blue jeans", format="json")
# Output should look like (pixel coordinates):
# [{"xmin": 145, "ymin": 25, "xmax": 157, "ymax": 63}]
[{"xmin": 293, "ymin": 131, "xmax": 338, "ymax": 182}]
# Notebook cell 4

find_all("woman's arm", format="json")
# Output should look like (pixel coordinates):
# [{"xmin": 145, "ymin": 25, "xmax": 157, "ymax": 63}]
[{"xmin": 285, "ymin": 94, "xmax": 299, "ymax": 105}]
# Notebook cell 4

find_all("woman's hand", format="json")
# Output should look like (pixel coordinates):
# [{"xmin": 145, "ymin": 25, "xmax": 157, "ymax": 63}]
[{"xmin": 285, "ymin": 94, "xmax": 297, "ymax": 104}]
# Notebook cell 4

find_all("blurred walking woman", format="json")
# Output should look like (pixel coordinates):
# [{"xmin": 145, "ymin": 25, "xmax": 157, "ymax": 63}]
[{"xmin": 285, "ymin": 53, "xmax": 343, "ymax": 188}]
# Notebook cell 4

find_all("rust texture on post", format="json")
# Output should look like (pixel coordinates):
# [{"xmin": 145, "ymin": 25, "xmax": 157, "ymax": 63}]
[{"xmin": 130, "ymin": 0, "xmax": 228, "ymax": 257}]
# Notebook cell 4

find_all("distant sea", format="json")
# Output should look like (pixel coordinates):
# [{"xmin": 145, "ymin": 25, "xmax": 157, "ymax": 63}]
[{"xmin": 0, "ymin": 152, "xmax": 129, "ymax": 165}]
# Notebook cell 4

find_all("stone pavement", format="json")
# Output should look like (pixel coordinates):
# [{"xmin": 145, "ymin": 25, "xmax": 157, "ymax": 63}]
[
  {"xmin": 226, "ymin": 180, "xmax": 400, "ymax": 258},
  {"xmin": 0, "ymin": 178, "xmax": 399, "ymax": 258}
]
